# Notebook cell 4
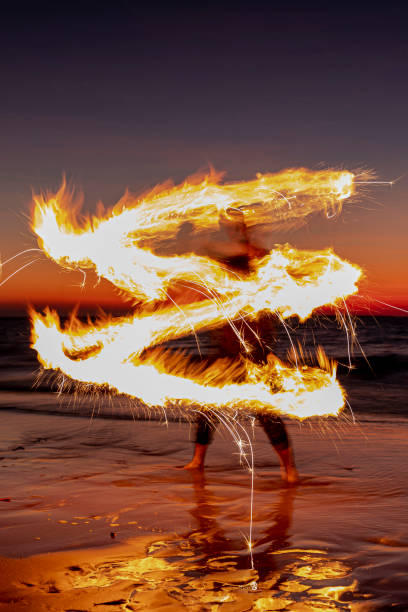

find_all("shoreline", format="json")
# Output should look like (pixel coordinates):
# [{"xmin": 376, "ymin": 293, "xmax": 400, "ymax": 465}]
[{"xmin": 1, "ymin": 389, "xmax": 407, "ymax": 423}]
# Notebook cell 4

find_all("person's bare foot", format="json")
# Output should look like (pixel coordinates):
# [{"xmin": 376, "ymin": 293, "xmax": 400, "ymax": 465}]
[
  {"xmin": 182, "ymin": 459, "xmax": 204, "ymax": 470},
  {"xmin": 276, "ymin": 446, "xmax": 298, "ymax": 484},
  {"xmin": 182, "ymin": 443, "xmax": 207, "ymax": 470},
  {"xmin": 281, "ymin": 465, "xmax": 299, "ymax": 485}
]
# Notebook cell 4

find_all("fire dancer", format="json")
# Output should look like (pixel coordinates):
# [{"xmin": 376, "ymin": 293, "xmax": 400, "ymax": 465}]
[{"xmin": 182, "ymin": 209, "xmax": 298, "ymax": 484}]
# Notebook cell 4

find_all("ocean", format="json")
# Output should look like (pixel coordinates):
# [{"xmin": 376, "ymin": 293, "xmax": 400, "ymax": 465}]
[{"xmin": 0, "ymin": 314, "xmax": 407, "ymax": 419}]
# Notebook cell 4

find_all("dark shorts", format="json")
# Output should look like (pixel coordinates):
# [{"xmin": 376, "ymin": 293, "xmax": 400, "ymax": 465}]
[
  {"xmin": 193, "ymin": 312, "xmax": 289, "ymax": 450},
  {"xmin": 194, "ymin": 411, "xmax": 289, "ymax": 450}
]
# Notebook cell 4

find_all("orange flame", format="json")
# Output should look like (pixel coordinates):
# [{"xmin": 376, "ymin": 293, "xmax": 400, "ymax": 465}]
[{"xmin": 30, "ymin": 169, "xmax": 361, "ymax": 419}]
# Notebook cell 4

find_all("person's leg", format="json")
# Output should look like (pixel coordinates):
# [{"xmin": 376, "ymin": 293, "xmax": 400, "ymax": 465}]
[
  {"xmin": 183, "ymin": 413, "xmax": 218, "ymax": 470},
  {"xmin": 257, "ymin": 413, "xmax": 298, "ymax": 484}
]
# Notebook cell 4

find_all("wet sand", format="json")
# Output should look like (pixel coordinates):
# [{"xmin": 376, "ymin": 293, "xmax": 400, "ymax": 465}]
[{"xmin": 1, "ymin": 409, "xmax": 407, "ymax": 610}]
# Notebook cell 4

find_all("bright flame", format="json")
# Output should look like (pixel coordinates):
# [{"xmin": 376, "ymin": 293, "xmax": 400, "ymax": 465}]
[{"xmin": 30, "ymin": 169, "xmax": 361, "ymax": 419}]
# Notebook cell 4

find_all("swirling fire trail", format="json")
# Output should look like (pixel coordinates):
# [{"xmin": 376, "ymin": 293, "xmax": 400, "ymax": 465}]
[{"xmin": 30, "ymin": 168, "xmax": 361, "ymax": 419}]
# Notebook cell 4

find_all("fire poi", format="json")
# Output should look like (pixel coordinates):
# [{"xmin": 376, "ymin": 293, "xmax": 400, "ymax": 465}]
[{"xmin": 30, "ymin": 168, "xmax": 361, "ymax": 419}]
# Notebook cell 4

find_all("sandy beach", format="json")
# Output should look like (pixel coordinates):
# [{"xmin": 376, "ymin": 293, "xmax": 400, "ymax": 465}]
[{"xmin": 1, "ymin": 408, "xmax": 407, "ymax": 611}]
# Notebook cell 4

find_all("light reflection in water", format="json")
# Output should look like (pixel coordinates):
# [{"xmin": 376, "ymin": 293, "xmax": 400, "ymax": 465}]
[{"xmin": 64, "ymin": 474, "xmax": 364, "ymax": 609}]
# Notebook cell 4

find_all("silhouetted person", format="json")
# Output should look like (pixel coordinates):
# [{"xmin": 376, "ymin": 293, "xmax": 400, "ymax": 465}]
[{"xmin": 183, "ymin": 208, "xmax": 298, "ymax": 483}]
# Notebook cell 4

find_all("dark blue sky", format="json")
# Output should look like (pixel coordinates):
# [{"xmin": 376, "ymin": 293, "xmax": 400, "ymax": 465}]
[{"xmin": 0, "ymin": 1, "xmax": 407, "ymax": 308}]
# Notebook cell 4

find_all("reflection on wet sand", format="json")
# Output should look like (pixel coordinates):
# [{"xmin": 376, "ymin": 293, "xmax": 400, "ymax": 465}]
[
  {"xmin": 2, "ymin": 412, "xmax": 407, "ymax": 609},
  {"xmin": 63, "ymin": 472, "xmax": 364, "ymax": 610}
]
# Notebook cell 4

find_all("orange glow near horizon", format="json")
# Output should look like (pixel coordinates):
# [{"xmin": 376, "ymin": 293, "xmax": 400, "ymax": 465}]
[{"xmin": 0, "ymin": 170, "xmax": 405, "ymax": 317}]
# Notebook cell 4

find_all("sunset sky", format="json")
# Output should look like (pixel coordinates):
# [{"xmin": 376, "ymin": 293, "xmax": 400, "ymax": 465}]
[{"xmin": 0, "ymin": 2, "xmax": 407, "ymax": 314}]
